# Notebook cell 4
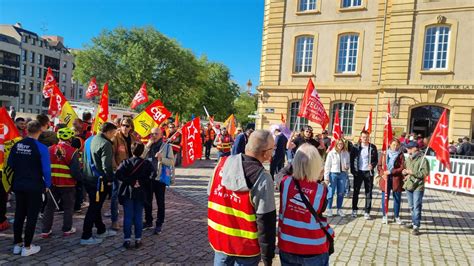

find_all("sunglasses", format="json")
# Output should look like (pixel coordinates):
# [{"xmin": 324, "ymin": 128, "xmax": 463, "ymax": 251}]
[{"xmin": 122, "ymin": 124, "xmax": 131, "ymax": 128}]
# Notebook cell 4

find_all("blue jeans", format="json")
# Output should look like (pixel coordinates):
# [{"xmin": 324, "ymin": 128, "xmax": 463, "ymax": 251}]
[
  {"xmin": 328, "ymin": 172, "xmax": 347, "ymax": 210},
  {"xmin": 217, "ymin": 151, "xmax": 230, "ymax": 160},
  {"xmin": 381, "ymin": 176, "xmax": 401, "ymax": 217},
  {"xmin": 111, "ymin": 179, "xmax": 119, "ymax": 223},
  {"xmin": 122, "ymin": 198, "xmax": 144, "ymax": 241},
  {"xmin": 406, "ymin": 190, "xmax": 424, "ymax": 228},
  {"xmin": 286, "ymin": 149, "xmax": 294, "ymax": 164},
  {"xmin": 214, "ymin": 251, "xmax": 260, "ymax": 266},
  {"xmin": 280, "ymin": 251, "xmax": 329, "ymax": 266}
]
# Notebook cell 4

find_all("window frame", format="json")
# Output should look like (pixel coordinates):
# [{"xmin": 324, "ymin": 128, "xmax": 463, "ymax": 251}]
[
  {"xmin": 422, "ymin": 25, "xmax": 450, "ymax": 71},
  {"xmin": 296, "ymin": 0, "xmax": 321, "ymax": 14},
  {"xmin": 333, "ymin": 31, "xmax": 364, "ymax": 77},
  {"xmin": 288, "ymin": 101, "xmax": 308, "ymax": 131},
  {"xmin": 338, "ymin": 0, "xmax": 367, "ymax": 12},
  {"xmin": 329, "ymin": 102, "xmax": 355, "ymax": 136},
  {"xmin": 293, "ymin": 35, "xmax": 316, "ymax": 75}
]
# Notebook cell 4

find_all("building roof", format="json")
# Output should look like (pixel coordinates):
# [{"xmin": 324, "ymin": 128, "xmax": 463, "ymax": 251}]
[
  {"xmin": 12, "ymin": 25, "xmax": 38, "ymax": 37},
  {"xmin": 0, "ymin": 33, "xmax": 19, "ymax": 45}
]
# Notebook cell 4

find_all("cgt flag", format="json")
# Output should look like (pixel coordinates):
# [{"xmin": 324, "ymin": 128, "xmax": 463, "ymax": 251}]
[
  {"xmin": 48, "ymin": 85, "xmax": 79, "ymax": 128},
  {"xmin": 42, "ymin": 67, "xmax": 57, "ymax": 98},
  {"xmin": 298, "ymin": 78, "xmax": 329, "ymax": 129},
  {"xmin": 428, "ymin": 109, "xmax": 451, "ymax": 170},
  {"xmin": 133, "ymin": 99, "xmax": 171, "ymax": 138},
  {"xmin": 181, "ymin": 117, "xmax": 202, "ymax": 167},
  {"xmin": 0, "ymin": 107, "xmax": 20, "ymax": 141},
  {"xmin": 86, "ymin": 77, "xmax": 99, "ymax": 99},
  {"xmin": 92, "ymin": 83, "xmax": 109, "ymax": 134},
  {"xmin": 130, "ymin": 82, "xmax": 149, "ymax": 109}
]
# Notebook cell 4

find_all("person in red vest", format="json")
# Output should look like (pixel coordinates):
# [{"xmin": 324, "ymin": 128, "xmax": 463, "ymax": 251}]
[
  {"xmin": 204, "ymin": 123, "xmax": 216, "ymax": 160},
  {"xmin": 208, "ymin": 130, "xmax": 276, "ymax": 265},
  {"xmin": 41, "ymin": 127, "xmax": 82, "ymax": 238},
  {"xmin": 278, "ymin": 143, "xmax": 334, "ymax": 265},
  {"xmin": 214, "ymin": 127, "xmax": 233, "ymax": 160}
]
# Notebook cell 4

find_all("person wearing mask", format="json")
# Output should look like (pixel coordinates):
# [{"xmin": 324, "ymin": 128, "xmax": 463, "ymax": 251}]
[
  {"xmin": 278, "ymin": 144, "xmax": 334, "ymax": 266},
  {"xmin": 115, "ymin": 143, "xmax": 156, "ymax": 249},
  {"xmin": 208, "ymin": 130, "xmax": 276, "ymax": 265},
  {"xmin": 350, "ymin": 130, "xmax": 378, "ymax": 220},
  {"xmin": 215, "ymin": 127, "xmax": 234, "ymax": 159},
  {"xmin": 41, "ymin": 128, "xmax": 82, "ymax": 238},
  {"xmin": 9, "ymin": 120, "xmax": 51, "ymax": 256},
  {"xmin": 110, "ymin": 117, "xmax": 137, "ymax": 230},
  {"xmin": 378, "ymin": 139, "xmax": 405, "ymax": 225},
  {"xmin": 288, "ymin": 126, "xmax": 320, "ymax": 154},
  {"xmin": 203, "ymin": 123, "xmax": 216, "ymax": 160},
  {"xmin": 270, "ymin": 125, "xmax": 288, "ymax": 179},
  {"xmin": 231, "ymin": 124, "xmax": 254, "ymax": 155},
  {"xmin": 14, "ymin": 117, "xmax": 27, "ymax": 138},
  {"xmin": 324, "ymin": 139, "xmax": 350, "ymax": 217},
  {"xmin": 402, "ymin": 141, "xmax": 430, "ymax": 236},
  {"xmin": 80, "ymin": 122, "xmax": 118, "ymax": 245},
  {"xmin": 142, "ymin": 127, "xmax": 175, "ymax": 234}
]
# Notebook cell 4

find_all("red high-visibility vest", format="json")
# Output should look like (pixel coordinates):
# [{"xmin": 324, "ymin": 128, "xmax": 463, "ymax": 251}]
[
  {"xmin": 278, "ymin": 175, "xmax": 334, "ymax": 255},
  {"xmin": 208, "ymin": 157, "xmax": 260, "ymax": 257},
  {"xmin": 216, "ymin": 135, "xmax": 232, "ymax": 153},
  {"xmin": 49, "ymin": 141, "xmax": 77, "ymax": 187}
]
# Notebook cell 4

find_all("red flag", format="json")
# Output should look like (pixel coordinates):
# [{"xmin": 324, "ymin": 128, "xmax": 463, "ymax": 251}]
[
  {"xmin": 48, "ymin": 84, "xmax": 63, "ymax": 118},
  {"xmin": 42, "ymin": 67, "xmax": 57, "ymax": 98},
  {"xmin": 428, "ymin": 109, "xmax": 451, "ymax": 170},
  {"xmin": 86, "ymin": 77, "xmax": 99, "ymax": 99},
  {"xmin": 130, "ymin": 82, "xmax": 149, "ymax": 109},
  {"xmin": 382, "ymin": 102, "xmax": 393, "ymax": 152},
  {"xmin": 0, "ymin": 107, "xmax": 20, "ymax": 141},
  {"xmin": 143, "ymin": 99, "xmax": 172, "ymax": 125},
  {"xmin": 297, "ymin": 78, "xmax": 329, "ymax": 129},
  {"xmin": 181, "ymin": 117, "xmax": 203, "ymax": 167},
  {"xmin": 362, "ymin": 108, "xmax": 373, "ymax": 134},
  {"xmin": 174, "ymin": 113, "xmax": 179, "ymax": 127},
  {"xmin": 328, "ymin": 109, "xmax": 342, "ymax": 150},
  {"xmin": 92, "ymin": 83, "xmax": 109, "ymax": 134},
  {"xmin": 281, "ymin": 113, "xmax": 286, "ymax": 124}
]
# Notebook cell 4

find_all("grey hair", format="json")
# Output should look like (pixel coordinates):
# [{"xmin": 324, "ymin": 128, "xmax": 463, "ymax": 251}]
[
  {"xmin": 245, "ymin": 130, "xmax": 273, "ymax": 154},
  {"xmin": 292, "ymin": 143, "xmax": 323, "ymax": 182}
]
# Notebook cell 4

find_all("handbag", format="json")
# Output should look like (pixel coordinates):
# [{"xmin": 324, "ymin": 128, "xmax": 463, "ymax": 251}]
[
  {"xmin": 118, "ymin": 159, "xmax": 146, "ymax": 205},
  {"xmin": 159, "ymin": 145, "xmax": 173, "ymax": 186},
  {"xmin": 293, "ymin": 179, "xmax": 335, "ymax": 256}
]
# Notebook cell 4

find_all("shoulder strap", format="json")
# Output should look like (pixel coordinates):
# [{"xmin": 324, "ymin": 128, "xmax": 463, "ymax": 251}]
[
  {"xmin": 129, "ymin": 158, "xmax": 146, "ymax": 176},
  {"xmin": 84, "ymin": 137, "xmax": 103, "ymax": 177},
  {"xmin": 293, "ymin": 179, "xmax": 333, "ymax": 241}
]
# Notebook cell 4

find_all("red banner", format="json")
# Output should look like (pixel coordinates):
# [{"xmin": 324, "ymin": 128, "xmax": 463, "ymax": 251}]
[
  {"xmin": 130, "ymin": 82, "xmax": 149, "ymax": 109},
  {"xmin": 0, "ymin": 107, "xmax": 20, "ymax": 141},
  {"xmin": 428, "ymin": 109, "xmax": 451, "ymax": 170},
  {"xmin": 86, "ymin": 77, "xmax": 99, "ymax": 99},
  {"xmin": 144, "ymin": 99, "xmax": 172, "ymax": 125},
  {"xmin": 297, "ymin": 78, "xmax": 329, "ymax": 129},
  {"xmin": 42, "ymin": 67, "xmax": 57, "ymax": 98},
  {"xmin": 48, "ymin": 84, "xmax": 64, "ymax": 118},
  {"xmin": 181, "ymin": 117, "xmax": 203, "ymax": 167},
  {"xmin": 362, "ymin": 108, "xmax": 373, "ymax": 134},
  {"xmin": 382, "ymin": 102, "xmax": 393, "ymax": 152},
  {"xmin": 328, "ymin": 109, "xmax": 342, "ymax": 150}
]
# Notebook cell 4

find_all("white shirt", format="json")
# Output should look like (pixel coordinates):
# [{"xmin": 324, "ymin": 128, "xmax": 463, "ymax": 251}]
[{"xmin": 358, "ymin": 144, "xmax": 370, "ymax": 171}]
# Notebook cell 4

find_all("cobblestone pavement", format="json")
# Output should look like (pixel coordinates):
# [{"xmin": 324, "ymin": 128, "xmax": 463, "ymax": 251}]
[{"xmin": 1, "ymin": 153, "xmax": 473, "ymax": 265}]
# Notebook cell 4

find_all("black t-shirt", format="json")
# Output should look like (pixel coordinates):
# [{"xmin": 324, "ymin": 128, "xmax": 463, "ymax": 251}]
[
  {"xmin": 292, "ymin": 135, "xmax": 319, "ymax": 153},
  {"xmin": 124, "ymin": 134, "xmax": 132, "ymax": 158}
]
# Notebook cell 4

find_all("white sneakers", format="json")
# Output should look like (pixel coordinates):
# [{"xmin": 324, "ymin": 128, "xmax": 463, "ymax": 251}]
[
  {"xmin": 364, "ymin": 213, "xmax": 371, "ymax": 220},
  {"xmin": 351, "ymin": 210, "xmax": 357, "ymax": 218},
  {"xmin": 327, "ymin": 209, "xmax": 346, "ymax": 217},
  {"xmin": 381, "ymin": 216, "xmax": 388, "ymax": 224},
  {"xmin": 337, "ymin": 209, "xmax": 345, "ymax": 217},
  {"xmin": 97, "ymin": 229, "xmax": 117, "ymax": 239},
  {"xmin": 13, "ymin": 244, "xmax": 22, "ymax": 255},
  {"xmin": 326, "ymin": 209, "xmax": 333, "ymax": 217},
  {"xmin": 395, "ymin": 217, "xmax": 403, "ymax": 225},
  {"xmin": 20, "ymin": 245, "xmax": 41, "ymax": 256}
]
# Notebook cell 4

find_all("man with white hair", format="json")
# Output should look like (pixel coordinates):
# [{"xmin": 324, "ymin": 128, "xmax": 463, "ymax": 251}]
[{"xmin": 208, "ymin": 130, "xmax": 276, "ymax": 266}]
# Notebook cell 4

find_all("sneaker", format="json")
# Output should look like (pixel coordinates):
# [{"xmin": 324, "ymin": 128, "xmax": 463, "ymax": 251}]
[
  {"xmin": 13, "ymin": 244, "xmax": 23, "ymax": 255},
  {"xmin": 63, "ymin": 227, "xmax": 76, "ymax": 236},
  {"xmin": 97, "ymin": 229, "xmax": 117, "ymax": 239},
  {"xmin": 351, "ymin": 210, "xmax": 357, "ymax": 218},
  {"xmin": 326, "ymin": 209, "xmax": 333, "ymax": 217},
  {"xmin": 0, "ymin": 220, "xmax": 10, "ymax": 231},
  {"xmin": 21, "ymin": 245, "xmax": 41, "ymax": 256},
  {"xmin": 412, "ymin": 226, "xmax": 420, "ymax": 236},
  {"xmin": 395, "ymin": 217, "xmax": 403, "ymax": 225},
  {"xmin": 153, "ymin": 225, "xmax": 162, "ymax": 235},
  {"xmin": 337, "ymin": 209, "xmax": 345, "ymax": 217},
  {"xmin": 404, "ymin": 223, "xmax": 413, "ymax": 229},
  {"xmin": 40, "ymin": 230, "xmax": 52, "ymax": 239},
  {"xmin": 381, "ymin": 216, "xmax": 388, "ymax": 224},
  {"xmin": 135, "ymin": 240, "xmax": 142, "ymax": 249},
  {"xmin": 123, "ymin": 240, "xmax": 132, "ymax": 249},
  {"xmin": 143, "ymin": 222, "xmax": 153, "ymax": 230},
  {"xmin": 80, "ymin": 237, "xmax": 103, "ymax": 245},
  {"xmin": 364, "ymin": 213, "xmax": 371, "ymax": 220}
]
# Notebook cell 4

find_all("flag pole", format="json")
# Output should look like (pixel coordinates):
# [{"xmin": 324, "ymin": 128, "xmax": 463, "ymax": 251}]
[{"xmin": 417, "ymin": 146, "xmax": 430, "ymax": 173}]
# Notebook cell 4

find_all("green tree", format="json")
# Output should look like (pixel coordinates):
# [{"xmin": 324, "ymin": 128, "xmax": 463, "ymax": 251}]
[
  {"xmin": 234, "ymin": 92, "xmax": 257, "ymax": 127},
  {"xmin": 74, "ymin": 26, "xmax": 238, "ymax": 119}
]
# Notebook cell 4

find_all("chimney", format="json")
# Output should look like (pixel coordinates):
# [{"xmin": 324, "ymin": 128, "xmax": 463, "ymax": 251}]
[{"xmin": 14, "ymin": 22, "xmax": 22, "ymax": 28}]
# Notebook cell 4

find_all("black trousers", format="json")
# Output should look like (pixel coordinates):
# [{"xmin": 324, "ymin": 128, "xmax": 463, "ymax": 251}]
[
  {"xmin": 81, "ymin": 184, "xmax": 109, "ymax": 239},
  {"xmin": 352, "ymin": 170, "xmax": 374, "ymax": 213},
  {"xmin": 74, "ymin": 180, "xmax": 84, "ymax": 211},
  {"xmin": 205, "ymin": 140, "xmax": 213, "ymax": 159},
  {"xmin": 270, "ymin": 159, "xmax": 284, "ymax": 179},
  {"xmin": 13, "ymin": 191, "xmax": 42, "ymax": 247},
  {"xmin": 144, "ymin": 181, "xmax": 166, "ymax": 227},
  {"xmin": 0, "ymin": 183, "xmax": 7, "ymax": 223}
]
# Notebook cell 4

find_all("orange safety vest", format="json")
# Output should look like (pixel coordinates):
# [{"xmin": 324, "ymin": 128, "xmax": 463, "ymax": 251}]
[
  {"xmin": 216, "ymin": 135, "xmax": 232, "ymax": 153},
  {"xmin": 208, "ymin": 157, "xmax": 260, "ymax": 257},
  {"xmin": 205, "ymin": 129, "xmax": 216, "ymax": 142},
  {"xmin": 49, "ymin": 141, "xmax": 77, "ymax": 187}
]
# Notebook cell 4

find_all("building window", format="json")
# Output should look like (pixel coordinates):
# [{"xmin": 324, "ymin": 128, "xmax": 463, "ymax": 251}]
[
  {"xmin": 21, "ymin": 64, "xmax": 26, "ymax": 75},
  {"xmin": 330, "ymin": 102, "xmax": 354, "ymax": 136},
  {"xmin": 422, "ymin": 26, "xmax": 450, "ymax": 70},
  {"xmin": 63, "ymin": 61, "xmax": 67, "ymax": 68},
  {"xmin": 37, "ymin": 54, "xmax": 42, "ymax": 65},
  {"xmin": 21, "ymin": 50, "xmax": 27, "ymax": 61},
  {"xmin": 337, "ymin": 34, "xmax": 359, "ymax": 73},
  {"xmin": 289, "ymin": 101, "xmax": 308, "ymax": 131},
  {"xmin": 61, "ymin": 85, "xmax": 66, "ymax": 93},
  {"xmin": 31, "ymin": 38, "xmax": 36, "ymax": 45},
  {"xmin": 294, "ymin": 36, "xmax": 314, "ymax": 73},
  {"xmin": 29, "ymin": 80, "xmax": 34, "ymax": 91},
  {"xmin": 21, "ymin": 78, "xmax": 26, "ymax": 90},
  {"xmin": 37, "ymin": 82, "xmax": 42, "ymax": 92},
  {"xmin": 35, "ymin": 95, "xmax": 41, "ymax": 105},
  {"xmin": 299, "ymin": 0, "xmax": 317, "ymax": 12},
  {"xmin": 29, "ymin": 51, "xmax": 35, "ymax": 63},
  {"xmin": 27, "ymin": 108, "xmax": 32, "ymax": 113},
  {"xmin": 39, "ymin": 40, "xmax": 43, "ymax": 47},
  {"xmin": 62, "ymin": 73, "xmax": 67, "ymax": 83},
  {"xmin": 342, "ymin": 0, "xmax": 362, "ymax": 8},
  {"xmin": 20, "ymin": 93, "xmax": 25, "ymax": 104},
  {"xmin": 29, "ymin": 66, "xmax": 34, "ymax": 77},
  {"xmin": 36, "ymin": 67, "xmax": 41, "ymax": 78},
  {"xmin": 28, "ymin": 94, "xmax": 33, "ymax": 105}
]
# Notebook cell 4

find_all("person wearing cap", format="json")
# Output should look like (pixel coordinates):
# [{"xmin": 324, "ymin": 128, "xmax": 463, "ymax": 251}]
[
  {"xmin": 288, "ymin": 126, "xmax": 320, "ymax": 154},
  {"xmin": 41, "ymin": 127, "xmax": 82, "ymax": 239},
  {"xmin": 402, "ymin": 141, "xmax": 430, "ymax": 236},
  {"xmin": 231, "ymin": 124, "xmax": 254, "ymax": 155},
  {"xmin": 321, "ymin": 130, "xmax": 331, "ymax": 150}
]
